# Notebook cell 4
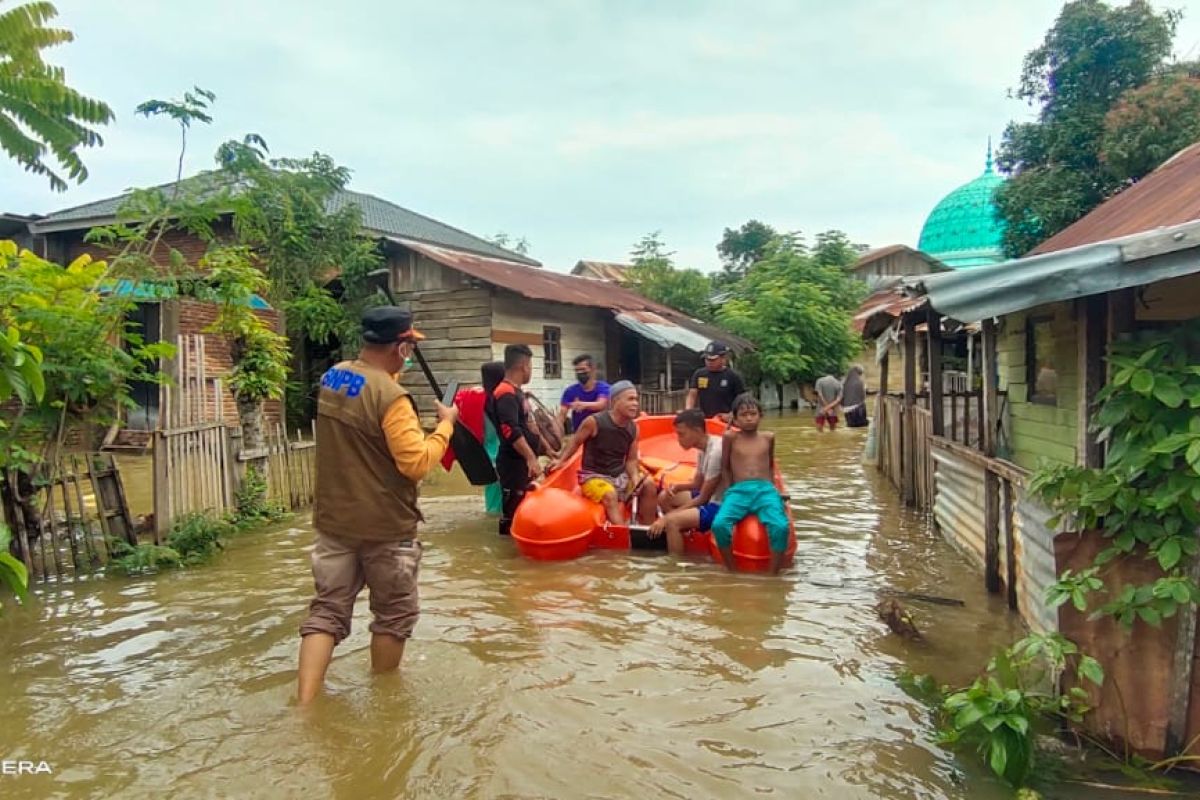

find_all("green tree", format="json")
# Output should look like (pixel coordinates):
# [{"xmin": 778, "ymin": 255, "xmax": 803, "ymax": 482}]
[
  {"xmin": 811, "ymin": 229, "xmax": 866, "ymax": 270},
  {"xmin": 717, "ymin": 233, "xmax": 863, "ymax": 387},
  {"xmin": 215, "ymin": 136, "xmax": 384, "ymax": 354},
  {"xmin": 995, "ymin": 0, "xmax": 1179, "ymax": 256},
  {"xmin": 716, "ymin": 220, "xmax": 778, "ymax": 283},
  {"xmin": 0, "ymin": 1, "xmax": 113, "ymax": 190},
  {"xmin": 1100, "ymin": 68, "xmax": 1200, "ymax": 182},
  {"xmin": 625, "ymin": 231, "xmax": 713, "ymax": 320}
]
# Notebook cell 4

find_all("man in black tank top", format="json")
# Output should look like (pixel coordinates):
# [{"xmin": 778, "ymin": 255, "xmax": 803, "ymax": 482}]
[{"xmin": 549, "ymin": 380, "xmax": 658, "ymax": 524}]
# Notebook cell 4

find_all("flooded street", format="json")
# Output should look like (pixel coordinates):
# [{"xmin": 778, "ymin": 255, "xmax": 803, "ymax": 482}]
[{"xmin": 0, "ymin": 412, "xmax": 1140, "ymax": 798}]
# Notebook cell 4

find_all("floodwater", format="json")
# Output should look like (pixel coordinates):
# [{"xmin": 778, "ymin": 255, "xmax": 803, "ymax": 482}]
[{"xmin": 0, "ymin": 413, "xmax": 1178, "ymax": 798}]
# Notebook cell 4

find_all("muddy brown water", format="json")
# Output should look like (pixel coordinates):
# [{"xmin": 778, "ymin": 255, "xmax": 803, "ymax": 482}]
[{"xmin": 0, "ymin": 413, "xmax": 1186, "ymax": 798}]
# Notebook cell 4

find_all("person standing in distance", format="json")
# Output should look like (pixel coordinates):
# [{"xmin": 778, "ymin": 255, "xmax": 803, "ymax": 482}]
[
  {"xmin": 489, "ymin": 344, "xmax": 543, "ymax": 536},
  {"xmin": 686, "ymin": 341, "xmax": 746, "ymax": 422},
  {"xmin": 297, "ymin": 307, "xmax": 458, "ymax": 705},
  {"xmin": 558, "ymin": 354, "xmax": 610, "ymax": 434}
]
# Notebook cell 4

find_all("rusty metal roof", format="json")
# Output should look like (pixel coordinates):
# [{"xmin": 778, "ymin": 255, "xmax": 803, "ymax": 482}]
[
  {"xmin": 1030, "ymin": 141, "xmax": 1200, "ymax": 255},
  {"xmin": 395, "ymin": 238, "xmax": 752, "ymax": 352},
  {"xmin": 571, "ymin": 260, "xmax": 630, "ymax": 283},
  {"xmin": 852, "ymin": 285, "xmax": 927, "ymax": 338}
]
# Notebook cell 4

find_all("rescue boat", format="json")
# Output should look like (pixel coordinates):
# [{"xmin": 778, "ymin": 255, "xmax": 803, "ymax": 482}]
[{"xmin": 510, "ymin": 415, "xmax": 796, "ymax": 572}]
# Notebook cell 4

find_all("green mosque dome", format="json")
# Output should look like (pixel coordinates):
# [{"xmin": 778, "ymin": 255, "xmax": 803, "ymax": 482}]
[{"xmin": 917, "ymin": 145, "xmax": 1007, "ymax": 268}]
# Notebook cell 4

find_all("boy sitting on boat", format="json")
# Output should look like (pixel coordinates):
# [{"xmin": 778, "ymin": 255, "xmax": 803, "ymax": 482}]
[
  {"xmin": 648, "ymin": 409, "xmax": 726, "ymax": 555},
  {"xmin": 713, "ymin": 394, "xmax": 790, "ymax": 575},
  {"xmin": 548, "ymin": 380, "xmax": 658, "ymax": 525}
]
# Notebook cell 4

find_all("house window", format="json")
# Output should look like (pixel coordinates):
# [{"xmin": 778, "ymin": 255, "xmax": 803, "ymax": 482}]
[
  {"xmin": 1026, "ymin": 316, "xmax": 1057, "ymax": 405},
  {"xmin": 543, "ymin": 326, "xmax": 561, "ymax": 379}
]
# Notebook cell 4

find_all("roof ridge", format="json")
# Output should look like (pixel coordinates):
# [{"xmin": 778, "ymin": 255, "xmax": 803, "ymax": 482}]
[{"xmin": 340, "ymin": 187, "xmax": 539, "ymax": 266}]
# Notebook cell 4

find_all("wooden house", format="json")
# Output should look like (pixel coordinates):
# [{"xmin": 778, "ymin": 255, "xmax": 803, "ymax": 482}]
[{"xmin": 863, "ymin": 141, "xmax": 1200, "ymax": 763}]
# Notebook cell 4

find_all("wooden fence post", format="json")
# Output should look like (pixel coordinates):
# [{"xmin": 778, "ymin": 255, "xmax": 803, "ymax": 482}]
[
  {"xmin": 152, "ymin": 431, "xmax": 168, "ymax": 544},
  {"xmin": 903, "ymin": 313, "xmax": 917, "ymax": 506},
  {"xmin": 927, "ymin": 309, "xmax": 944, "ymax": 437},
  {"xmin": 1166, "ymin": 554, "xmax": 1200, "ymax": 756},
  {"xmin": 1078, "ymin": 295, "xmax": 1107, "ymax": 468},
  {"xmin": 982, "ymin": 318, "xmax": 1001, "ymax": 594}
]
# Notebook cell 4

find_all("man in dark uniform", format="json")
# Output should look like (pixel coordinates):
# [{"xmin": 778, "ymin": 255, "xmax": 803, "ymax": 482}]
[
  {"xmin": 686, "ymin": 340, "xmax": 746, "ymax": 422},
  {"xmin": 297, "ymin": 307, "xmax": 457, "ymax": 704},
  {"xmin": 488, "ymin": 344, "xmax": 543, "ymax": 536}
]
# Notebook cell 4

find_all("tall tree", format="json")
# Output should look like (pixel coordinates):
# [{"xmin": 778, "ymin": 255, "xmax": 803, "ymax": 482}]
[
  {"xmin": 717, "ymin": 232, "xmax": 863, "ymax": 387},
  {"xmin": 716, "ymin": 220, "xmax": 778, "ymax": 283},
  {"xmin": 1100, "ymin": 68, "xmax": 1200, "ymax": 182},
  {"xmin": 0, "ymin": 1, "xmax": 113, "ymax": 191},
  {"xmin": 995, "ymin": 0, "xmax": 1179, "ymax": 256},
  {"xmin": 626, "ymin": 231, "xmax": 713, "ymax": 320}
]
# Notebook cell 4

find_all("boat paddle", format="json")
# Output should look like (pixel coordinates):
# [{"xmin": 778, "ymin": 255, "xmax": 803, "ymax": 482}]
[{"xmin": 368, "ymin": 270, "xmax": 497, "ymax": 486}]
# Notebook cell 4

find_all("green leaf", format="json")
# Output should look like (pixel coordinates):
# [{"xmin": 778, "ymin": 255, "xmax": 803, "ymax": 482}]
[
  {"xmin": 1131, "ymin": 369, "xmax": 1155, "ymax": 395},
  {"xmin": 1153, "ymin": 377, "xmax": 1185, "ymax": 408},
  {"xmin": 988, "ymin": 736, "xmax": 1008, "ymax": 780},
  {"xmin": 1004, "ymin": 715, "xmax": 1030, "ymax": 736},
  {"xmin": 1137, "ymin": 606, "xmax": 1163, "ymax": 626},
  {"xmin": 1078, "ymin": 656, "xmax": 1105, "ymax": 687},
  {"xmin": 1158, "ymin": 538, "xmax": 1182, "ymax": 571},
  {"xmin": 0, "ymin": 552, "xmax": 29, "ymax": 605},
  {"xmin": 954, "ymin": 702, "xmax": 987, "ymax": 730}
]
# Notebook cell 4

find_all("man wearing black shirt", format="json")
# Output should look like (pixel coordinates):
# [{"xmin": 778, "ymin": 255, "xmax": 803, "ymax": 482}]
[
  {"xmin": 488, "ymin": 344, "xmax": 542, "ymax": 536},
  {"xmin": 686, "ymin": 341, "xmax": 746, "ymax": 422}
]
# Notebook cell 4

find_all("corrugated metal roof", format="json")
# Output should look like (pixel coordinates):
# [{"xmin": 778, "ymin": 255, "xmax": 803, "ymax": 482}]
[
  {"xmin": 852, "ymin": 285, "xmax": 927, "ymax": 337},
  {"xmin": 23, "ymin": 173, "xmax": 539, "ymax": 266},
  {"xmin": 571, "ymin": 260, "xmax": 630, "ymax": 282},
  {"xmin": 614, "ymin": 312, "xmax": 711, "ymax": 352},
  {"xmin": 395, "ymin": 238, "xmax": 752, "ymax": 352},
  {"xmin": 1030, "ymin": 141, "xmax": 1200, "ymax": 255},
  {"xmin": 916, "ymin": 218, "xmax": 1200, "ymax": 322}
]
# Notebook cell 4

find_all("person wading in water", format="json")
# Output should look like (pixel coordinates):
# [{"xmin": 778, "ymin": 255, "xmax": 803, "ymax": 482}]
[
  {"xmin": 489, "ymin": 344, "xmax": 543, "ymax": 537},
  {"xmin": 550, "ymin": 380, "xmax": 658, "ymax": 525},
  {"xmin": 296, "ymin": 307, "xmax": 458, "ymax": 705}
]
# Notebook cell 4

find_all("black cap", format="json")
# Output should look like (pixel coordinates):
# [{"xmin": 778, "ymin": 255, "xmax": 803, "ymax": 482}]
[
  {"xmin": 361, "ymin": 306, "xmax": 425, "ymax": 344},
  {"xmin": 703, "ymin": 340, "xmax": 729, "ymax": 358}
]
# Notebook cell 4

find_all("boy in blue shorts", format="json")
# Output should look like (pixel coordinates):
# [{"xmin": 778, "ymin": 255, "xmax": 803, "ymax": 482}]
[
  {"xmin": 649, "ymin": 409, "xmax": 725, "ymax": 556},
  {"xmin": 713, "ymin": 394, "xmax": 789, "ymax": 574}
]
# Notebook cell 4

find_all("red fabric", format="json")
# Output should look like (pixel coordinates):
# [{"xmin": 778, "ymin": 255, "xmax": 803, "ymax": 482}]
[{"xmin": 440, "ymin": 387, "xmax": 487, "ymax": 471}]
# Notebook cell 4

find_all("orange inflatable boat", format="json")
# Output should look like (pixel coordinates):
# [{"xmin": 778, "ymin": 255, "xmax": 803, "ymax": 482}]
[{"xmin": 510, "ymin": 415, "xmax": 796, "ymax": 572}]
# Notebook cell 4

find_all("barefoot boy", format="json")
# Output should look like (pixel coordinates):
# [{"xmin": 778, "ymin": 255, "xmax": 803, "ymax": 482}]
[
  {"xmin": 712, "ymin": 394, "xmax": 790, "ymax": 574},
  {"xmin": 648, "ymin": 409, "xmax": 726, "ymax": 555}
]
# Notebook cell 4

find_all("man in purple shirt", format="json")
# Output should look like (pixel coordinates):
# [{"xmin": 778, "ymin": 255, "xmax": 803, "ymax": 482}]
[{"xmin": 558, "ymin": 354, "xmax": 610, "ymax": 433}]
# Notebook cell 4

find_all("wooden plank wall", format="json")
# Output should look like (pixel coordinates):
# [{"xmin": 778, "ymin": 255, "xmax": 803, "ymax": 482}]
[
  {"xmin": 996, "ymin": 302, "xmax": 1079, "ymax": 470},
  {"xmin": 490, "ymin": 293, "xmax": 609, "ymax": 409},
  {"xmin": 397, "ymin": 288, "xmax": 493, "ymax": 424}
]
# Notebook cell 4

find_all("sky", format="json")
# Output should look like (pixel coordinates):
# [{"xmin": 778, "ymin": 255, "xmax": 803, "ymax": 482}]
[{"xmin": 4, "ymin": 1, "xmax": 1200, "ymax": 273}]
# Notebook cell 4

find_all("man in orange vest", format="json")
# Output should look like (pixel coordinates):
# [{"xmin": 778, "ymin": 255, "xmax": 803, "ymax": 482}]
[{"xmin": 296, "ymin": 307, "xmax": 457, "ymax": 704}]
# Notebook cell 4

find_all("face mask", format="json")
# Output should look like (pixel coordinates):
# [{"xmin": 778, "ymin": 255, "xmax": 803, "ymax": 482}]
[{"xmin": 575, "ymin": 372, "xmax": 590, "ymax": 384}]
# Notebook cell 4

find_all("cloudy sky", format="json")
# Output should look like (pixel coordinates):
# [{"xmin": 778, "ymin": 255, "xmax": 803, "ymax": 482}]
[{"xmin": 4, "ymin": 1, "xmax": 1199, "ymax": 271}]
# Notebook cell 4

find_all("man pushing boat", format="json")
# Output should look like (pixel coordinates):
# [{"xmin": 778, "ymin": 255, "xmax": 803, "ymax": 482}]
[{"xmin": 547, "ymin": 380, "xmax": 658, "ymax": 525}]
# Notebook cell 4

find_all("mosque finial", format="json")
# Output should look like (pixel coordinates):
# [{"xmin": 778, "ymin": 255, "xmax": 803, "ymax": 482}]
[{"xmin": 985, "ymin": 136, "xmax": 994, "ymax": 173}]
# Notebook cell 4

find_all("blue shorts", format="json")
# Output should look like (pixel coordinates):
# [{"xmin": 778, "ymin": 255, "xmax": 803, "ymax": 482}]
[{"xmin": 690, "ymin": 490, "xmax": 720, "ymax": 532}]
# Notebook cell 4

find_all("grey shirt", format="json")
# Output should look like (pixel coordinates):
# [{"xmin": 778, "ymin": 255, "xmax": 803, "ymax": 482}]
[{"xmin": 815, "ymin": 375, "xmax": 842, "ymax": 405}]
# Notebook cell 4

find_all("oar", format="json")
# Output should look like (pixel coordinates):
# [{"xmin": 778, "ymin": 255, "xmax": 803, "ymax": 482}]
[{"xmin": 367, "ymin": 271, "xmax": 497, "ymax": 485}]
